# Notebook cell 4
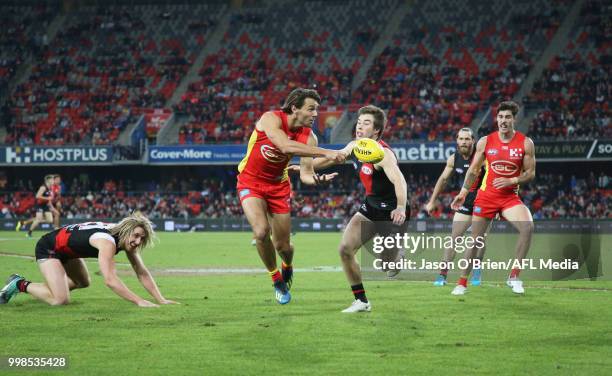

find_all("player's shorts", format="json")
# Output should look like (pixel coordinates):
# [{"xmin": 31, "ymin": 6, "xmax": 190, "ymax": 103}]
[
  {"xmin": 358, "ymin": 200, "xmax": 410, "ymax": 236},
  {"xmin": 236, "ymin": 179, "xmax": 291, "ymax": 214},
  {"xmin": 35, "ymin": 233, "xmax": 62, "ymax": 262},
  {"xmin": 35, "ymin": 202, "xmax": 51, "ymax": 213},
  {"xmin": 473, "ymin": 191, "xmax": 524, "ymax": 219},
  {"xmin": 456, "ymin": 191, "xmax": 477, "ymax": 216}
]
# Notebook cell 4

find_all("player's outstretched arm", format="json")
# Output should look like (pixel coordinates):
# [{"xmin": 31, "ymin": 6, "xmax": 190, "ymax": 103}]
[
  {"xmin": 300, "ymin": 133, "xmax": 339, "ymax": 185},
  {"xmin": 426, "ymin": 154, "xmax": 455, "ymax": 215},
  {"xmin": 259, "ymin": 112, "xmax": 343, "ymax": 161},
  {"xmin": 312, "ymin": 140, "xmax": 354, "ymax": 170},
  {"xmin": 93, "ymin": 238, "xmax": 159, "ymax": 307},
  {"xmin": 452, "ymin": 137, "xmax": 486, "ymax": 210},
  {"xmin": 379, "ymin": 149, "xmax": 408, "ymax": 225},
  {"xmin": 126, "ymin": 250, "xmax": 178, "ymax": 305}
]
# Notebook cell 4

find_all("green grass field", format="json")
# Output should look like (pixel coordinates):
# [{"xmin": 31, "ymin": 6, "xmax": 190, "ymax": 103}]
[{"xmin": 1, "ymin": 232, "xmax": 611, "ymax": 375}]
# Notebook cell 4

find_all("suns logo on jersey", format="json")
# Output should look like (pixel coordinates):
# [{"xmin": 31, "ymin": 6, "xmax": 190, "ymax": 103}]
[
  {"xmin": 260, "ymin": 145, "xmax": 288, "ymax": 163},
  {"xmin": 490, "ymin": 160, "xmax": 519, "ymax": 176},
  {"xmin": 361, "ymin": 165, "xmax": 373, "ymax": 175}
]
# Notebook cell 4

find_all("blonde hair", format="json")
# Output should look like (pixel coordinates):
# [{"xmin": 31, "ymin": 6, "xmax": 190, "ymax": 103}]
[{"xmin": 109, "ymin": 212, "xmax": 157, "ymax": 251}]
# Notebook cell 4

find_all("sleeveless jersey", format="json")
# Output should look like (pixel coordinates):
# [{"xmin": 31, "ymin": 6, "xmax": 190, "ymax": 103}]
[
  {"xmin": 480, "ymin": 131, "xmax": 526, "ymax": 196},
  {"xmin": 36, "ymin": 185, "xmax": 52, "ymax": 205},
  {"xmin": 238, "ymin": 111, "xmax": 312, "ymax": 184},
  {"xmin": 352, "ymin": 140, "xmax": 402, "ymax": 210},
  {"xmin": 453, "ymin": 149, "xmax": 485, "ymax": 192},
  {"xmin": 51, "ymin": 184, "xmax": 61, "ymax": 201},
  {"xmin": 48, "ymin": 222, "xmax": 122, "ymax": 259}
]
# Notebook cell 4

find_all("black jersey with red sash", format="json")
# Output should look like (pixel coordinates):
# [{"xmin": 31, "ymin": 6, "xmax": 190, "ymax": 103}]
[
  {"xmin": 39, "ymin": 222, "xmax": 122, "ymax": 260},
  {"xmin": 351, "ymin": 140, "xmax": 402, "ymax": 210}
]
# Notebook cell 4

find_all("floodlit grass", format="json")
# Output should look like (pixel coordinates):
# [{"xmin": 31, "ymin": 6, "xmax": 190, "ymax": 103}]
[{"xmin": 1, "ymin": 232, "xmax": 610, "ymax": 375}]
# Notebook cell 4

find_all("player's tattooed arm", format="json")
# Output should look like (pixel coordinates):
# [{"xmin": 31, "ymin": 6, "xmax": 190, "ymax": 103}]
[
  {"xmin": 461, "ymin": 137, "xmax": 487, "ymax": 193},
  {"xmin": 426, "ymin": 154, "xmax": 455, "ymax": 214}
]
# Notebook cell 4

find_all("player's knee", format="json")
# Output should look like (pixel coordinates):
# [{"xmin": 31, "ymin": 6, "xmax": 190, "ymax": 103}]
[
  {"xmin": 519, "ymin": 221, "xmax": 534, "ymax": 235},
  {"xmin": 338, "ymin": 243, "xmax": 354, "ymax": 260},
  {"xmin": 49, "ymin": 296, "xmax": 70, "ymax": 306},
  {"xmin": 273, "ymin": 240, "xmax": 291, "ymax": 252},
  {"xmin": 252, "ymin": 226, "xmax": 271, "ymax": 242}
]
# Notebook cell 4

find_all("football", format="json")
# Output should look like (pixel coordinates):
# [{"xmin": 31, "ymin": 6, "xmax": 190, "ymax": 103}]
[{"xmin": 353, "ymin": 138, "xmax": 385, "ymax": 164}]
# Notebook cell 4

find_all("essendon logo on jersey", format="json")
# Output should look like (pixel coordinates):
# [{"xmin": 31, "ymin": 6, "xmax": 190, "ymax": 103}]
[
  {"xmin": 260, "ymin": 145, "xmax": 288, "ymax": 163},
  {"xmin": 361, "ymin": 165, "xmax": 373, "ymax": 175},
  {"xmin": 509, "ymin": 148, "xmax": 524, "ymax": 159},
  {"xmin": 490, "ymin": 160, "xmax": 519, "ymax": 176}
]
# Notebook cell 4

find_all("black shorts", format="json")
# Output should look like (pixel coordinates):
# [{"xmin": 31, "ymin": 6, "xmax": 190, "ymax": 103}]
[
  {"xmin": 35, "ymin": 234, "xmax": 62, "ymax": 261},
  {"xmin": 358, "ymin": 200, "xmax": 410, "ymax": 236},
  {"xmin": 456, "ymin": 191, "xmax": 477, "ymax": 216}
]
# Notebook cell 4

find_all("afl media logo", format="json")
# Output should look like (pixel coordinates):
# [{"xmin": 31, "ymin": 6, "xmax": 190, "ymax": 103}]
[
  {"xmin": 490, "ymin": 160, "xmax": 519, "ymax": 176},
  {"xmin": 361, "ymin": 165, "xmax": 373, "ymax": 175},
  {"xmin": 260, "ymin": 145, "xmax": 288, "ymax": 163}
]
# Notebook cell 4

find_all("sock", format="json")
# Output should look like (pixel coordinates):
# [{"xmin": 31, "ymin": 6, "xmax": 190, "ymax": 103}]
[
  {"xmin": 269, "ymin": 269, "xmax": 283, "ymax": 284},
  {"xmin": 351, "ymin": 283, "xmax": 368, "ymax": 303},
  {"xmin": 17, "ymin": 279, "xmax": 31, "ymax": 293},
  {"xmin": 440, "ymin": 268, "xmax": 448, "ymax": 278},
  {"xmin": 458, "ymin": 277, "xmax": 468, "ymax": 287},
  {"xmin": 281, "ymin": 262, "xmax": 292, "ymax": 279},
  {"xmin": 27, "ymin": 230, "xmax": 32, "ymax": 236},
  {"xmin": 509, "ymin": 268, "xmax": 521, "ymax": 279}
]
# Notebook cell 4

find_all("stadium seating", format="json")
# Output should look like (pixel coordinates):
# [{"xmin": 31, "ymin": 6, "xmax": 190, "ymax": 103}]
[
  {"xmin": 351, "ymin": 0, "xmax": 570, "ymax": 141},
  {"xmin": 174, "ymin": 0, "xmax": 400, "ymax": 144},
  {"xmin": 526, "ymin": 0, "xmax": 611, "ymax": 140},
  {"xmin": 4, "ymin": 3, "xmax": 225, "ymax": 146}
]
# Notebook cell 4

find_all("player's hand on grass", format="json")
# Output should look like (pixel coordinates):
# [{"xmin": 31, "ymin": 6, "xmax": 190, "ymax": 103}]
[
  {"xmin": 493, "ymin": 177, "xmax": 517, "ymax": 189},
  {"xmin": 137, "ymin": 300, "xmax": 160, "ymax": 308},
  {"xmin": 313, "ymin": 172, "xmax": 338, "ymax": 186},
  {"xmin": 451, "ymin": 193, "xmax": 466, "ymax": 211},
  {"xmin": 390, "ymin": 206, "xmax": 407, "ymax": 226},
  {"xmin": 158, "ymin": 298, "xmax": 180, "ymax": 305}
]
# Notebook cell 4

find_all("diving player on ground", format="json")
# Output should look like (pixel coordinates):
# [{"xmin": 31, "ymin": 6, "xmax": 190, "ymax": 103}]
[
  {"xmin": 237, "ymin": 88, "xmax": 345, "ymax": 304},
  {"xmin": 451, "ymin": 101, "xmax": 536, "ymax": 295},
  {"xmin": 425, "ymin": 128, "xmax": 488, "ymax": 286},
  {"xmin": 313, "ymin": 105, "xmax": 408, "ymax": 312},
  {"xmin": 0, "ymin": 213, "xmax": 178, "ymax": 307}
]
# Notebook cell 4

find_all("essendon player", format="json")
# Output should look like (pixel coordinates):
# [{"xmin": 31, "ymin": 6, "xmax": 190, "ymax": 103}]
[
  {"xmin": 425, "ymin": 128, "xmax": 489, "ymax": 286},
  {"xmin": 312, "ymin": 105, "xmax": 408, "ymax": 312},
  {"xmin": 25, "ymin": 175, "xmax": 55, "ymax": 237},
  {"xmin": 0, "ymin": 213, "xmax": 177, "ymax": 307},
  {"xmin": 451, "ymin": 101, "xmax": 536, "ymax": 295},
  {"xmin": 237, "ymin": 88, "xmax": 345, "ymax": 304},
  {"xmin": 51, "ymin": 174, "xmax": 62, "ymax": 229}
]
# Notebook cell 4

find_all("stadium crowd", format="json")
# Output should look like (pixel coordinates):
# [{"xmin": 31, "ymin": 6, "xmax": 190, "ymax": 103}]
[{"xmin": 1, "ymin": 171, "xmax": 609, "ymax": 221}]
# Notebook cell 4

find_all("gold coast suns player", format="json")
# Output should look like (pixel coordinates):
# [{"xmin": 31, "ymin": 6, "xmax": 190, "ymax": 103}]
[
  {"xmin": 236, "ymin": 88, "xmax": 345, "ymax": 304},
  {"xmin": 451, "ymin": 101, "xmax": 536, "ymax": 295}
]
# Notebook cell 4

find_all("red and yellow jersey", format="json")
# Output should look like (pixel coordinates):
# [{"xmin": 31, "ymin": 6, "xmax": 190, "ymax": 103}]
[
  {"xmin": 480, "ymin": 131, "xmax": 526, "ymax": 196},
  {"xmin": 238, "ymin": 110, "xmax": 312, "ymax": 184}
]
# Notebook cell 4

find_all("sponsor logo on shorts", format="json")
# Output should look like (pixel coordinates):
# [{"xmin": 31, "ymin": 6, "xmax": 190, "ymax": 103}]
[
  {"xmin": 239, "ymin": 189, "xmax": 251, "ymax": 198},
  {"xmin": 455, "ymin": 168, "xmax": 464, "ymax": 174},
  {"xmin": 487, "ymin": 148, "xmax": 498, "ymax": 155},
  {"xmin": 490, "ymin": 160, "xmax": 519, "ymax": 176},
  {"xmin": 260, "ymin": 145, "xmax": 288, "ymax": 163},
  {"xmin": 360, "ymin": 203, "xmax": 367, "ymax": 212},
  {"xmin": 361, "ymin": 166, "xmax": 373, "ymax": 175},
  {"xmin": 474, "ymin": 206, "xmax": 482, "ymax": 213}
]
